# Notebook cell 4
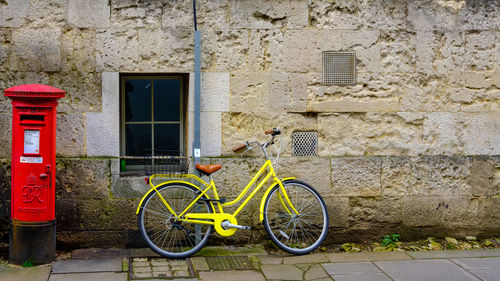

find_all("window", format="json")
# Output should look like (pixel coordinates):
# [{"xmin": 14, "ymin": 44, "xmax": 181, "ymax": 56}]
[{"xmin": 120, "ymin": 74, "xmax": 186, "ymax": 171}]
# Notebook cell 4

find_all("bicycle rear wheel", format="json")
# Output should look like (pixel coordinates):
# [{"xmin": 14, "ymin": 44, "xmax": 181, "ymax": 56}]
[
  {"xmin": 138, "ymin": 182, "xmax": 214, "ymax": 258},
  {"xmin": 263, "ymin": 180, "xmax": 328, "ymax": 255}
]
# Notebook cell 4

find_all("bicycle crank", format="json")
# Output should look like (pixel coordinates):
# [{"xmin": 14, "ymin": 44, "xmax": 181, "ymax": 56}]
[
  {"xmin": 184, "ymin": 213, "xmax": 238, "ymax": 237},
  {"xmin": 221, "ymin": 221, "xmax": 251, "ymax": 230}
]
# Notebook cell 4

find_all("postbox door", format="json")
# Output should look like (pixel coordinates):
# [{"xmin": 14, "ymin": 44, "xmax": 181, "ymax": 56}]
[{"xmin": 12, "ymin": 109, "xmax": 53, "ymax": 221}]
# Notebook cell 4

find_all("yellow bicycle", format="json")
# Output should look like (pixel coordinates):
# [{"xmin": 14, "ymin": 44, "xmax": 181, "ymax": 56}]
[{"xmin": 136, "ymin": 128, "xmax": 329, "ymax": 258}]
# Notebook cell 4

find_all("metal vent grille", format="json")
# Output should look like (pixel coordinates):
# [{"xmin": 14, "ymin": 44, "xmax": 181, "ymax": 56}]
[
  {"xmin": 292, "ymin": 132, "xmax": 318, "ymax": 156},
  {"xmin": 323, "ymin": 51, "xmax": 356, "ymax": 85}
]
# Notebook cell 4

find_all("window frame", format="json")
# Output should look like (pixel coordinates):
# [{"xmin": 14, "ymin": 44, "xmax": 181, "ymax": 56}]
[{"xmin": 119, "ymin": 74, "xmax": 186, "ymax": 171}]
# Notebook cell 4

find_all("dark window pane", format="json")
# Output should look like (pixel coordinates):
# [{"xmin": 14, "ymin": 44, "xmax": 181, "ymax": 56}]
[
  {"xmin": 125, "ymin": 79, "xmax": 151, "ymax": 122},
  {"xmin": 154, "ymin": 124, "xmax": 180, "ymax": 153},
  {"xmin": 154, "ymin": 79, "xmax": 180, "ymax": 122},
  {"xmin": 125, "ymin": 124, "xmax": 151, "ymax": 156}
]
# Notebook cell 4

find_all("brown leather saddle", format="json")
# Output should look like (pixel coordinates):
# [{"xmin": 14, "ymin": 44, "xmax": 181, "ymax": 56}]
[{"xmin": 195, "ymin": 164, "xmax": 222, "ymax": 175}]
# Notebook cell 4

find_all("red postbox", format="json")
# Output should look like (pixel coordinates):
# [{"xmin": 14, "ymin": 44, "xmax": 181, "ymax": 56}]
[{"xmin": 4, "ymin": 84, "xmax": 65, "ymax": 265}]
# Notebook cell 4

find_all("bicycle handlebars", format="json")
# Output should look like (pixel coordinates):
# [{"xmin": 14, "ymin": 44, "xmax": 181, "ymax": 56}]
[{"xmin": 232, "ymin": 128, "xmax": 281, "ymax": 154}]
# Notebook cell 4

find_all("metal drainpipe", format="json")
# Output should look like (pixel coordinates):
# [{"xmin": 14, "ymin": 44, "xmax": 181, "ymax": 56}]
[{"xmin": 192, "ymin": 0, "xmax": 201, "ymax": 170}]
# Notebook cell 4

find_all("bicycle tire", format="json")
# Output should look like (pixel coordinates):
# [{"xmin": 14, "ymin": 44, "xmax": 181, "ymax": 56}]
[
  {"xmin": 263, "ymin": 180, "xmax": 329, "ymax": 255},
  {"xmin": 138, "ymin": 182, "xmax": 214, "ymax": 259}
]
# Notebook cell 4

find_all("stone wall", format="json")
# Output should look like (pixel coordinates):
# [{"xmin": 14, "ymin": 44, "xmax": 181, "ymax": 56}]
[{"xmin": 0, "ymin": 0, "xmax": 499, "ymax": 248}]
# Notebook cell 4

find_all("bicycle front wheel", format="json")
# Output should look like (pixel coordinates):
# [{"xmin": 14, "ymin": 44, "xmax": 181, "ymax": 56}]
[
  {"xmin": 263, "ymin": 180, "xmax": 329, "ymax": 255},
  {"xmin": 138, "ymin": 182, "xmax": 214, "ymax": 259}
]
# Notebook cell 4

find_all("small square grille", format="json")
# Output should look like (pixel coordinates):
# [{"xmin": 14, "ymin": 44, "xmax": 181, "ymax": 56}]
[
  {"xmin": 292, "ymin": 131, "xmax": 318, "ymax": 156},
  {"xmin": 323, "ymin": 51, "xmax": 356, "ymax": 85}
]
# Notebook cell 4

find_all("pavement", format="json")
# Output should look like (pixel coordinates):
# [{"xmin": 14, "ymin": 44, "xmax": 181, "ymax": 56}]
[{"xmin": 0, "ymin": 247, "xmax": 499, "ymax": 281}]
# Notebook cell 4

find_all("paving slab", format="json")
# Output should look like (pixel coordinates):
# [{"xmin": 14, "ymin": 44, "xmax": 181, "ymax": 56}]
[
  {"xmin": 199, "ymin": 270, "xmax": 265, "ymax": 281},
  {"xmin": 376, "ymin": 260, "xmax": 481, "ymax": 281},
  {"xmin": 261, "ymin": 264, "xmax": 304, "ymax": 280},
  {"xmin": 257, "ymin": 255, "xmax": 283, "ymax": 264},
  {"xmin": 138, "ymin": 279, "xmax": 197, "ymax": 281},
  {"xmin": 130, "ymin": 248, "xmax": 160, "ymax": 257},
  {"xmin": 48, "ymin": 272, "xmax": 127, "ymax": 281},
  {"xmin": 330, "ymin": 273, "xmax": 392, "ymax": 281},
  {"xmin": 190, "ymin": 257, "xmax": 209, "ymax": 271},
  {"xmin": 468, "ymin": 270, "xmax": 500, "ymax": 281},
  {"xmin": 322, "ymin": 262, "xmax": 381, "ymax": 275},
  {"xmin": 328, "ymin": 251, "xmax": 412, "ymax": 262},
  {"xmin": 304, "ymin": 264, "xmax": 329, "ymax": 280},
  {"xmin": 406, "ymin": 249, "xmax": 500, "ymax": 260},
  {"xmin": 52, "ymin": 258, "xmax": 122, "ymax": 273},
  {"xmin": 283, "ymin": 253, "xmax": 329, "ymax": 264},
  {"xmin": 452, "ymin": 257, "xmax": 500, "ymax": 270},
  {"xmin": 195, "ymin": 245, "xmax": 267, "ymax": 257},
  {"xmin": 72, "ymin": 248, "xmax": 130, "ymax": 259},
  {"xmin": 0, "ymin": 264, "xmax": 52, "ymax": 281}
]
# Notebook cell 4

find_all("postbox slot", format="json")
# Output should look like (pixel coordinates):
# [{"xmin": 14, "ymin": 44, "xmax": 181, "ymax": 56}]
[{"xmin": 20, "ymin": 114, "xmax": 45, "ymax": 122}]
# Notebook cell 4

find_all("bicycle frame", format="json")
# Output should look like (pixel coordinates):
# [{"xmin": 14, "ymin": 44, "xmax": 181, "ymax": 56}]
[{"xmin": 136, "ymin": 159, "xmax": 298, "ymax": 236}]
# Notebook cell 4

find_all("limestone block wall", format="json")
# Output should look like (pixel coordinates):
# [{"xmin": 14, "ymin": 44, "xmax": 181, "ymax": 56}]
[{"xmin": 0, "ymin": 0, "xmax": 499, "ymax": 248}]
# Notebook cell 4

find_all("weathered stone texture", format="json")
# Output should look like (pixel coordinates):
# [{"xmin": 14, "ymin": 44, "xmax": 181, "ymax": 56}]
[
  {"xmin": 281, "ymin": 30, "xmax": 380, "ymax": 73},
  {"xmin": 349, "ymin": 197, "xmax": 403, "ymax": 227},
  {"xmin": 416, "ymin": 31, "xmax": 465, "ymax": 73},
  {"xmin": 464, "ymin": 31, "xmax": 496, "ymax": 71},
  {"xmin": 11, "ymin": 28, "xmax": 61, "ymax": 72},
  {"xmin": 468, "ymin": 160, "xmax": 495, "ymax": 196},
  {"xmin": 318, "ymin": 113, "xmax": 424, "ymax": 156},
  {"xmin": 442, "ymin": 197, "xmax": 496, "ymax": 229},
  {"xmin": 162, "ymin": 0, "xmax": 228, "ymax": 30},
  {"xmin": 307, "ymin": 72, "xmax": 399, "ymax": 113},
  {"xmin": 358, "ymin": 0, "xmax": 408, "ymax": 30},
  {"xmin": 230, "ymin": 72, "xmax": 290, "ymax": 114},
  {"xmin": 187, "ymin": 111, "xmax": 222, "ymax": 157},
  {"xmin": 381, "ymin": 157, "xmax": 411, "ymax": 196},
  {"xmin": 309, "ymin": 0, "xmax": 361, "ymax": 29},
  {"xmin": 462, "ymin": 113, "xmax": 500, "ymax": 155},
  {"xmin": 86, "ymin": 111, "xmax": 120, "ymax": 157},
  {"xmin": 310, "ymin": 0, "xmax": 407, "ymax": 30},
  {"xmin": 221, "ymin": 112, "xmax": 317, "ymax": 156},
  {"xmin": 49, "ymin": 71, "xmax": 101, "ymax": 113},
  {"xmin": 96, "ymin": 28, "xmax": 139, "ymax": 72},
  {"xmin": 0, "ymin": 0, "xmax": 29, "ymax": 27},
  {"xmin": 410, "ymin": 156, "xmax": 471, "ymax": 196},
  {"xmin": 407, "ymin": 0, "xmax": 460, "ymax": 31},
  {"xmin": 56, "ymin": 158, "xmax": 110, "ymax": 200},
  {"xmin": 56, "ymin": 113, "xmax": 86, "ymax": 157},
  {"xmin": 111, "ymin": 0, "xmax": 163, "ymax": 29},
  {"xmin": 286, "ymin": 73, "xmax": 307, "ymax": 112},
  {"xmin": 381, "ymin": 30, "xmax": 417, "ymax": 73},
  {"xmin": 331, "ymin": 157, "xmax": 382, "ymax": 197},
  {"xmin": 402, "ymin": 196, "xmax": 444, "ymax": 227},
  {"xmin": 458, "ymin": 0, "xmax": 500, "ymax": 30},
  {"xmin": 61, "ymin": 28, "xmax": 96, "ymax": 73},
  {"xmin": 0, "ymin": 114, "xmax": 12, "ymax": 158},
  {"xmin": 323, "ymin": 196, "xmax": 350, "ymax": 228},
  {"xmin": 279, "ymin": 157, "xmax": 331, "ymax": 195},
  {"xmin": 111, "ymin": 176, "xmax": 147, "ymax": 199},
  {"xmin": 26, "ymin": 0, "xmax": 66, "ymax": 27},
  {"xmin": 137, "ymin": 28, "xmax": 193, "ymax": 72},
  {"xmin": 67, "ymin": 0, "xmax": 110, "ymax": 28},
  {"xmin": 188, "ymin": 72, "xmax": 230, "ymax": 112},
  {"xmin": 422, "ymin": 113, "xmax": 500, "ymax": 155},
  {"xmin": 202, "ymin": 29, "xmax": 249, "ymax": 72},
  {"xmin": 399, "ymin": 73, "xmax": 450, "ymax": 112},
  {"xmin": 229, "ymin": 0, "xmax": 308, "ymax": 29},
  {"xmin": 78, "ymin": 199, "xmax": 137, "ymax": 231},
  {"xmin": 248, "ymin": 30, "xmax": 284, "ymax": 72}
]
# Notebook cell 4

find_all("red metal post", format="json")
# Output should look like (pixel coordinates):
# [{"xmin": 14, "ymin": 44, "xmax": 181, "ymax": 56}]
[{"xmin": 4, "ymin": 84, "xmax": 65, "ymax": 265}]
